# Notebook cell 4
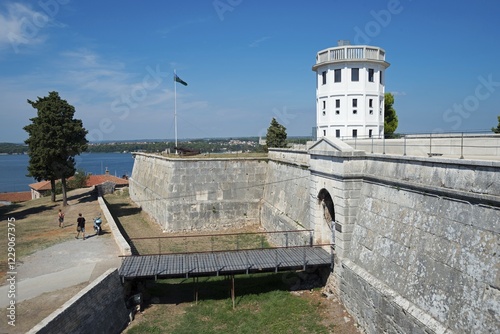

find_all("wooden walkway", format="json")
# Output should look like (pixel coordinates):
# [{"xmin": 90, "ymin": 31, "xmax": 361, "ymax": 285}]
[{"xmin": 119, "ymin": 246, "xmax": 332, "ymax": 280}]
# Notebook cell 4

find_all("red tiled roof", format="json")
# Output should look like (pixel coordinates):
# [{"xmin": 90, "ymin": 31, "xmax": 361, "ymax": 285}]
[
  {"xmin": 0, "ymin": 191, "xmax": 32, "ymax": 202},
  {"xmin": 29, "ymin": 180, "xmax": 52, "ymax": 191},
  {"xmin": 85, "ymin": 174, "xmax": 129, "ymax": 187}
]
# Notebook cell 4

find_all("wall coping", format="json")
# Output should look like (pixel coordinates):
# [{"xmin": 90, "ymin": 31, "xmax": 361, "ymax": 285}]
[
  {"xmin": 98, "ymin": 196, "xmax": 132, "ymax": 256},
  {"xmin": 132, "ymin": 152, "xmax": 268, "ymax": 162}
]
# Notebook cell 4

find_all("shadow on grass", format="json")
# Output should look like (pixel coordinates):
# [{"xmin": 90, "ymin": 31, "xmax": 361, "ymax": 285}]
[
  {"xmin": 139, "ymin": 270, "xmax": 326, "ymax": 308},
  {"xmin": 66, "ymin": 188, "xmax": 96, "ymax": 204},
  {"xmin": 0, "ymin": 203, "xmax": 57, "ymax": 220},
  {"xmin": 145, "ymin": 273, "xmax": 290, "ymax": 305},
  {"xmin": 103, "ymin": 197, "xmax": 142, "ymax": 255}
]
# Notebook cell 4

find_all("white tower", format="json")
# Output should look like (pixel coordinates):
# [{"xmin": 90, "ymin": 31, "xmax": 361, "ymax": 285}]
[{"xmin": 312, "ymin": 40, "xmax": 390, "ymax": 139}]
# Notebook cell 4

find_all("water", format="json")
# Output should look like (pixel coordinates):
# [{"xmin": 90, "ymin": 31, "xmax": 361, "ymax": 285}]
[{"xmin": 0, "ymin": 152, "xmax": 134, "ymax": 193}]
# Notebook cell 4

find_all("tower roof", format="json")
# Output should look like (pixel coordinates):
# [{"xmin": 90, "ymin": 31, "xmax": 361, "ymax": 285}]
[{"xmin": 312, "ymin": 44, "xmax": 390, "ymax": 71}]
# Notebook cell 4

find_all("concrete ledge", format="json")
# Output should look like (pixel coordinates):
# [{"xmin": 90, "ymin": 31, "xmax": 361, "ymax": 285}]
[
  {"xmin": 28, "ymin": 269, "xmax": 128, "ymax": 334},
  {"xmin": 98, "ymin": 196, "xmax": 132, "ymax": 256}
]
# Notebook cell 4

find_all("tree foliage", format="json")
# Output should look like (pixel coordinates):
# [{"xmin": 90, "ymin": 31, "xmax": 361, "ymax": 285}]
[
  {"xmin": 492, "ymin": 115, "xmax": 500, "ymax": 133},
  {"xmin": 384, "ymin": 92, "xmax": 398, "ymax": 137},
  {"xmin": 24, "ymin": 92, "xmax": 88, "ymax": 205},
  {"xmin": 265, "ymin": 118, "xmax": 287, "ymax": 150}
]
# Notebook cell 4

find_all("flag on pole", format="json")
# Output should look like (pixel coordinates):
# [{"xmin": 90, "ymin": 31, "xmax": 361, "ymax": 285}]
[{"xmin": 174, "ymin": 74, "xmax": 188, "ymax": 86}]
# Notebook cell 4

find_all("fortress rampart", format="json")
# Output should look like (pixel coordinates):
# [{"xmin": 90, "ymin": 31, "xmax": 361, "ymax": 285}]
[{"xmin": 129, "ymin": 140, "xmax": 499, "ymax": 333}]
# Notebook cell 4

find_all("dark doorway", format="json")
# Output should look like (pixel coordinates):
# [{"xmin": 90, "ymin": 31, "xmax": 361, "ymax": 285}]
[{"xmin": 317, "ymin": 188, "xmax": 335, "ymax": 223}]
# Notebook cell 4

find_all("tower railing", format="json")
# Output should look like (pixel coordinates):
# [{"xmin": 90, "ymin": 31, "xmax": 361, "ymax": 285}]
[{"xmin": 316, "ymin": 45, "xmax": 386, "ymax": 64}]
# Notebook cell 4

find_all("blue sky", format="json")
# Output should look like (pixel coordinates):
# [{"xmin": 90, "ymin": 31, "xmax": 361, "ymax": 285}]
[{"xmin": 1, "ymin": 0, "xmax": 499, "ymax": 143}]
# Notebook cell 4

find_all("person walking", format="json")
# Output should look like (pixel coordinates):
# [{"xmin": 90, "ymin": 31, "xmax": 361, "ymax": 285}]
[
  {"xmin": 75, "ymin": 213, "xmax": 86, "ymax": 240},
  {"xmin": 58, "ymin": 209, "xmax": 65, "ymax": 228}
]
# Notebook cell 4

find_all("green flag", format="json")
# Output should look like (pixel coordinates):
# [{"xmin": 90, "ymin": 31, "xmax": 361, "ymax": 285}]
[{"xmin": 174, "ymin": 74, "xmax": 187, "ymax": 86}]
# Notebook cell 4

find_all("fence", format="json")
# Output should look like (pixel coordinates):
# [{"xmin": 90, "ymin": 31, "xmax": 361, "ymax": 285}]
[
  {"xmin": 129, "ymin": 229, "xmax": 314, "ymax": 255},
  {"xmin": 342, "ymin": 132, "xmax": 500, "ymax": 159}
]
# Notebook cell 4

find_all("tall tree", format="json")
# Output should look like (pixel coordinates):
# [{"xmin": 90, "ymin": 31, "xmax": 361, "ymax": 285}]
[
  {"xmin": 24, "ymin": 92, "xmax": 88, "ymax": 205},
  {"xmin": 384, "ymin": 92, "xmax": 398, "ymax": 137},
  {"xmin": 492, "ymin": 115, "xmax": 500, "ymax": 133},
  {"xmin": 265, "ymin": 117, "xmax": 287, "ymax": 150}
]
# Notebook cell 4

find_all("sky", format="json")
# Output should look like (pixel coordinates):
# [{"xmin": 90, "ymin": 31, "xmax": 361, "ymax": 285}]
[{"xmin": 0, "ymin": 0, "xmax": 499, "ymax": 143}]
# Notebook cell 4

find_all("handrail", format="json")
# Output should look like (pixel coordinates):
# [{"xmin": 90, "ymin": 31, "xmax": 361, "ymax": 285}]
[
  {"xmin": 130, "ymin": 229, "xmax": 313, "ymax": 240},
  {"xmin": 118, "ymin": 243, "xmax": 334, "ymax": 257}
]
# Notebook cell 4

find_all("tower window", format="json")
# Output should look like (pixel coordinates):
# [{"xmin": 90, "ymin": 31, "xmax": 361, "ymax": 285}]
[
  {"xmin": 322, "ymin": 71, "xmax": 327, "ymax": 85},
  {"xmin": 352, "ymin": 129, "xmax": 357, "ymax": 138},
  {"xmin": 369, "ymin": 110, "xmax": 373, "ymax": 115},
  {"xmin": 369, "ymin": 99, "xmax": 373, "ymax": 108},
  {"xmin": 368, "ymin": 69, "xmax": 374, "ymax": 82},
  {"xmin": 334, "ymin": 69, "xmax": 341, "ymax": 82},
  {"xmin": 323, "ymin": 130, "xmax": 326, "ymax": 136},
  {"xmin": 322, "ymin": 100, "xmax": 326, "ymax": 109},
  {"xmin": 380, "ymin": 71, "xmax": 383, "ymax": 84},
  {"xmin": 335, "ymin": 110, "xmax": 340, "ymax": 115},
  {"xmin": 352, "ymin": 99, "xmax": 357, "ymax": 108},
  {"xmin": 369, "ymin": 129, "xmax": 373, "ymax": 138},
  {"xmin": 336, "ymin": 130, "xmax": 340, "ymax": 138},
  {"xmin": 351, "ymin": 68, "xmax": 359, "ymax": 82},
  {"xmin": 335, "ymin": 99, "xmax": 340, "ymax": 108},
  {"xmin": 322, "ymin": 110, "xmax": 326, "ymax": 116}
]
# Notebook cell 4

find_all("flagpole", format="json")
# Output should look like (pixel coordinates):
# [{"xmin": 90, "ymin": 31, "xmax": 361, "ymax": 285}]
[{"xmin": 174, "ymin": 69, "xmax": 177, "ymax": 153}]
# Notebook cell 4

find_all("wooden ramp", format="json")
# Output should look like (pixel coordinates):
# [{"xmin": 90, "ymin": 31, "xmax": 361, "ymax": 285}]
[{"xmin": 119, "ymin": 246, "xmax": 332, "ymax": 280}]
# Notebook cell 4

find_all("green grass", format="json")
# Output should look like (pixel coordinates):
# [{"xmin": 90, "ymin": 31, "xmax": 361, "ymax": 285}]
[{"xmin": 125, "ymin": 273, "xmax": 329, "ymax": 334}]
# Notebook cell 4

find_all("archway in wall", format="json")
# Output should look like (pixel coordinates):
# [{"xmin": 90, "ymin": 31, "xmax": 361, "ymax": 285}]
[{"xmin": 317, "ymin": 188, "xmax": 335, "ymax": 244}]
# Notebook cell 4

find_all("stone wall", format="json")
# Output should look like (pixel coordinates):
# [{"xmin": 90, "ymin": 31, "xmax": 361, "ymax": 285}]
[
  {"xmin": 129, "ymin": 153, "xmax": 268, "ymax": 231},
  {"xmin": 28, "ymin": 269, "xmax": 128, "ymax": 334},
  {"xmin": 260, "ymin": 157, "xmax": 312, "ymax": 247},
  {"xmin": 129, "ymin": 145, "xmax": 499, "ymax": 333},
  {"xmin": 333, "ymin": 155, "xmax": 500, "ymax": 333}
]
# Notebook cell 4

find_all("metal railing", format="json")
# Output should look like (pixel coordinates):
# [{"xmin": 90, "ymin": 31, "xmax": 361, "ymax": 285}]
[
  {"xmin": 340, "ymin": 131, "xmax": 500, "ymax": 159},
  {"xmin": 129, "ymin": 229, "xmax": 314, "ymax": 255}
]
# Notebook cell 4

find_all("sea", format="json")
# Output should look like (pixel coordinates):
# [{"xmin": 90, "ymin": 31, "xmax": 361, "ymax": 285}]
[{"xmin": 0, "ymin": 152, "xmax": 135, "ymax": 193}]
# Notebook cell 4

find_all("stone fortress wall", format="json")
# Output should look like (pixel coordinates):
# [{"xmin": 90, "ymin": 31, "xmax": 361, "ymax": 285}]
[
  {"xmin": 129, "ymin": 153, "xmax": 268, "ymax": 232},
  {"xmin": 129, "ymin": 140, "xmax": 499, "ymax": 334}
]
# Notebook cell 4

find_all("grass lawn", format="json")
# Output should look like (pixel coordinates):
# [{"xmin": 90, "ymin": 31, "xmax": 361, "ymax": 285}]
[{"xmin": 124, "ymin": 274, "xmax": 333, "ymax": 334}]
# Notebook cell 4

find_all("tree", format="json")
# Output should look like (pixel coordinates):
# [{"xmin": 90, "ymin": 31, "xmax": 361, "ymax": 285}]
[
  {"xmin": 492, "ymin": 115, "xmax": 500, "ymax": 133},
  {"xmin": 265, "ymin": 118, "xmax": 287, "ymax": 150},
  {"xmin": 384, "ymin": 92, "xmax": 398, "ymax": 137},
  {"xmin": 24, "ymin": 92, "xmax": 88, "ymax": 205},
  {"xmin": 68, "ymin": 169, "xmax": 89, "ymax": 189}
]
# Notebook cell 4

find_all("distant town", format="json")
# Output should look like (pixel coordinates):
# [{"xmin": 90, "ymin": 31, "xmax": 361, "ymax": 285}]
[{"xmin": 0, "ymin": 137, "xmax": 310, "ymax": 155}]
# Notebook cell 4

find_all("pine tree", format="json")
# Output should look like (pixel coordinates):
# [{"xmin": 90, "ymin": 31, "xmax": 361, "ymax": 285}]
[
  {"xmin": 265, "ymin": 118, "xmax": 287, "ymax": 150},
  {"xmin": 24, "ymin": 92, "xmax": 88, "ymax": 205},
  {"xmin": 384, "ymin": 92, "xmax": 398, "ymax": 138}
]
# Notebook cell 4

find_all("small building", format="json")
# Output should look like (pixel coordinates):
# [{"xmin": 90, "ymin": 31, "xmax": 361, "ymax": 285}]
[
  {"xmin": 85, "ymin": 173, "xmax": 129, "ymax": 188},
  {"xmin": 312, "ymin": 40, "xmax": 390, "ymax": 139},
  {"xmin": 29, "ymin": 180, "xmax": 52, "ymax": 199}
]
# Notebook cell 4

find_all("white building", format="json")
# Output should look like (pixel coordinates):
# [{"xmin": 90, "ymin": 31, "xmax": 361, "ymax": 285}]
[{"xmin": 312, "ymin": 41, "xmax": 390, "ymax": 139}]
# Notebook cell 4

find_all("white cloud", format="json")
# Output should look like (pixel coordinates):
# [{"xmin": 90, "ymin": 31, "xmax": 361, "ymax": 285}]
[
  {"xmin": 0, "ymin": 3, "xmax": 49, "ymax": 52},
  {"xmin": 391, "ymin": 91, "xmax": 407, "ymax": 96},
  {"xmin": 249, "ymin": 36, "xmax": 271, "ymax": 48}
]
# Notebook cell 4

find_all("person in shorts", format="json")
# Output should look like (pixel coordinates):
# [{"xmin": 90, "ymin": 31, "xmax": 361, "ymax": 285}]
[
  {"xmin": 76, "ymin": 213, "xmax": 86, "ymax": 240},
  {"xmin": 58, "ymin": 209, "xmax": 65, "ymax": 228}
]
